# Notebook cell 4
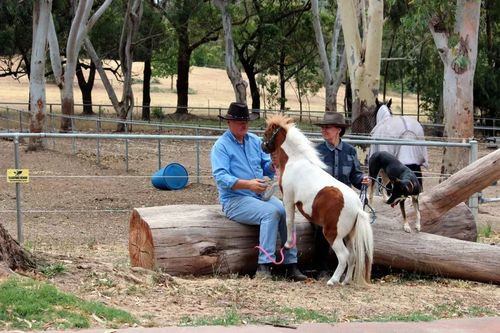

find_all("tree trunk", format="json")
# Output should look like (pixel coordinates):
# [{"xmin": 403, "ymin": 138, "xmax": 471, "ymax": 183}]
[
  {"xmin": 429, "ymin": 0, "xmax": 481, "ymax": 178},
  {"xmin": 84, "ymin": 38, "xmax": 121, "ymax": 112},
  {"xmin": 142, "ymin": 57, "xmax": 152, "ymax": 121},
  {"xmin": 117, "ymin": 0, "xmax": 143, "ymax": 132},
  {"xmin": 338, "ymin": 0, "xmax": 383, "ymax": 120},
  {"xmin": 175, "ymin": 26, "xmax": 190, "ymax": 115},
  {"xmin": 128, "ymin": 203, "xmax": 499, "ymax": 284},
  {"xmin": 28, "ymin": 0, "xmax": 52, "ymax": 150},
  {"xmin": 76, "ymin": 60, "xmax": 96, "ymax": 115},
  {"xmin": 420, "ymin": 148, "xmax": 500, "ymax": 227},
  {"xmin": 311, "ymin": 0, "xmax": 346, "ymax": 113},
  {"xmin": 129, "ymin": 152, "xmax": 500, "ymax": 282},
  {"xmin": 0, "ymin": 224, "xmax": 35, "ymax": 272},
  {"xmin": 214, "ymin": 0, "xmax": 248, "ymax": 104}
]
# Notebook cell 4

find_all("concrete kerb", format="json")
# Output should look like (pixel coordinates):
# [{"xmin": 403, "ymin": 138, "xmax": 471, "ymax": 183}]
[{"xmin": 4, "ymin": 317, "xmax": 499, "ymax": 333}]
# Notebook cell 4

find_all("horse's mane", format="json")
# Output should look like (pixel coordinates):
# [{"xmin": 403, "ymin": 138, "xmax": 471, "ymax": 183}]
[
  {"xmin": 265, "ymin": 114, "xmax": 295, "ymax": 131},
  {"xmin": 266, "ymin": 114, "xmax": 326, "ymax": 169}
]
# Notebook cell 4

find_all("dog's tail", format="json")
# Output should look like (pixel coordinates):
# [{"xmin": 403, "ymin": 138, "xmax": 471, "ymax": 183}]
[{"xmin": 351, "ymin": 210, "xmax": 374, "ymax": 285}]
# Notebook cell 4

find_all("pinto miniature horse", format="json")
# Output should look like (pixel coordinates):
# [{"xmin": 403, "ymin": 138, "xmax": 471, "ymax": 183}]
[{"xmin": 262, "ymin": 114, "xmax": 373, "ymax": 286}]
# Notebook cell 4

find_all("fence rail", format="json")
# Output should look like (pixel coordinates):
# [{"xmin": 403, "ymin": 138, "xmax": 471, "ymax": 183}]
[
  {"xmin": 1, "ymin": 101, "xmax": 499, "ymax": 133},
  {"xmin": 1, "ymin": 131, "xmax": 481, "ymax": 245},
  {"xmin": 1, "ymin": 104, "xmax": 499, "ymax": 140}
]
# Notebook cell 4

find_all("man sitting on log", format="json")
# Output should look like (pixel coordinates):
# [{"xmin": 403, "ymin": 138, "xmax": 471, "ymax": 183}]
[{"xmin": 210, "ymin": 102, "xmax": 307, "ymax": 281}]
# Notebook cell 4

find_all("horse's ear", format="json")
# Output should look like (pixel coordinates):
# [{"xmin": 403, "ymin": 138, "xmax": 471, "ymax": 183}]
[
  {"xmin": 375, "ymin": 98, "xmax": 380, "ymax": 107},
  {"xmin": 387, "ymin": 99, "xmax": 392, "ymax": 108}
]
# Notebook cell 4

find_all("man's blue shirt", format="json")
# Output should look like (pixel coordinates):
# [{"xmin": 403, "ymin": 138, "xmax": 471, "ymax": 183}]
[{"xmin": 211, "ymin": 130, "xmax": 275, "ymax": 208}]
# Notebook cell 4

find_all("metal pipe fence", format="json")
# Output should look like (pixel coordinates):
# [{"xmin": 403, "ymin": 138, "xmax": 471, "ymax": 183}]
[
  {"xmin": 1, "ymin": 101, "xmax": 499, "ymax": 136},
  {"xmin": 0, "ymin": 131, "xmax": 482, "ymax": 245}
]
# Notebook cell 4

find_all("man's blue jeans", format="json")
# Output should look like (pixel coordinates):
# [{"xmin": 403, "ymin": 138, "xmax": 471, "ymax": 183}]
[{"xmin": 223, "ymin": 195, "xmax": 298, "ymax": 265}]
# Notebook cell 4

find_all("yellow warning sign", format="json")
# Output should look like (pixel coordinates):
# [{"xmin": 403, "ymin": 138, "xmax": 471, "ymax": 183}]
[{"xmin": 7, "ymin": 169, "xmax": 29, "ymax": 183}]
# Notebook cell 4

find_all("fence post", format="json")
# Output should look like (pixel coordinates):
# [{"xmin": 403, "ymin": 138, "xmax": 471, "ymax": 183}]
[
  {"xmin": 196, "ymin": 127, "xmax": 200, "ymax": 184},
  {"xmin": 71, "ymin": 115, "xmax": 76, "ymax": 155},
  {"xmin": 19, "ymin": 109, "xmax": 23, "ymax": 133},
  {"xmin": 96, "ymin": 119, "xmax": 101, "ymax": 165},
  {"xmin": 14, "ymin": 136, "xmax": 24, "ymax": 244},
  {"xmin": 469, "ymin": 139, "xmax": 479, "ymax": 220},
  {"xmin": 157, "ymin": 124, "xmax": 162, "ymax": 170}
]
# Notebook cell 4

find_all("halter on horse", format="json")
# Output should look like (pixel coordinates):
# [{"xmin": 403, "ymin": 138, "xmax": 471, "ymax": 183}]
[{"xmin": 262, "ymin": 114, "xmax": 374, "ymax": 286}]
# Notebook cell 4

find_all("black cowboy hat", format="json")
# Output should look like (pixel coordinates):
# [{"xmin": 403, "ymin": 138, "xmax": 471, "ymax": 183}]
[
  {"xmin": 313, "ymin": 112, "xmax": 350, "ymax": 137},
  {"xmin": 218, "ymin": 102, "xmax": 259, "ymax": 121}
]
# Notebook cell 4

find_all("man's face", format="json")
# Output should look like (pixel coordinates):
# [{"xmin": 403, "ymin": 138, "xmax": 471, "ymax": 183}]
[{"xmin": 227, "ymin": 120, "xmax": 249, "ymax": 140}]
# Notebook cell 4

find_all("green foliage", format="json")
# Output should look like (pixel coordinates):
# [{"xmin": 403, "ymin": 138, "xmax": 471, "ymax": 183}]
[
  {"xmin": 369, "ymin": 313, "xmax": 435, "ymax": 322},
  {"xmin": 40, "ymin": 263, "xmax": 66, "ymax": 278},
  {"xmin": 180, "ymin": 308, "xmax": 241, "ymax": 326},
  {"xmin": 478, "ymin": 224, "xmax": 492, "ymax": 239},
  {"xmin": 152, "ymin": 107, "xmax": 165, "ymax": 119},
  {"xmin": 192, "ymin": 42, "xmax": 225, "ymax": 68},
  {"xmin": 367, "ymin": 302, "xmax": 495, "ymax": 322},
  {"xmin": 280, "ymin": 307, "xmax": 336, "ymax": 323},
  {"xmin": 87, "ymin": 1, "xmax": 124, "ymax": 60},
  {"xmin": 152, "ymin": 43, "xmax": 178, "ymax": 79},
  {"xmin": 0, "ymin": 277, "xmax": 136, "ymax": 330}
]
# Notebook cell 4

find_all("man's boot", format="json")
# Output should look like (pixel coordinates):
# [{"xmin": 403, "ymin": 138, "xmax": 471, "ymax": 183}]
[
  {"xmin": 255, "ymin": 263, "xmax": 272, "ymax": 279},
  {"xmin": 286, "ymin": 264, "xmax": 307, "ymax": 281}
]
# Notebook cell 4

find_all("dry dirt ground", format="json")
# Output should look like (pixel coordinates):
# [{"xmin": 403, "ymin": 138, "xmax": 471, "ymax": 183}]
[
  {"xmin": 0, "ymin": 132, "xmax": 499, "ymax": 329},
  {"xmin": 0, "ymin": 66, "xmax": 498, "ymax": 328}
]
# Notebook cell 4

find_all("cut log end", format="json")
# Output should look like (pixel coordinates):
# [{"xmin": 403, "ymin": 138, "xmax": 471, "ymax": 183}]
[{"xmin": 129, "ymin": 209, "xmax": 155, "ymax": 270}]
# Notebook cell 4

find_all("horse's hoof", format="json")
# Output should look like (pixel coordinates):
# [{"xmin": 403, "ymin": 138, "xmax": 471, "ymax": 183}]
[
  {"xmin": 327, "ymin": 279, "xmax": 339, "ymax": 286},
  {"xmin": 403, "ymin": 225, "xmax": 411, "ymax": 233}
]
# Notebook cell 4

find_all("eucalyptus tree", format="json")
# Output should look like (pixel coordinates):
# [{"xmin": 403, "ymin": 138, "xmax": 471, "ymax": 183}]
[
  {"xmin": 83, "ymin": 0, "xmax": 144, "ymax": 131},
  {"xmin": 271, "ymin": 1, "xmax": 318, "ymax": 111},
  {"xmin": 213, "ymin": 0, "xmax": 248, "ymax": 104},
  {"xmin": 29, "ymin": 0, "xmax": 52, "ymax": 149},
  {"xmin": 432, "ymin": 0, "xmax": 481, "ymax": 176},
  {"xmin": 135, "ymin": 2, "xmax": 168, "ymax": 120},
  {"xmin": 230, "ymin": 0, "xmax": 312, "ymax": 111},
  {"xmin": 310, "ymin": 0, "xmax": 347, "ymax": 113},
  {"xmin": 151, "ymin": 0, "xmax": 221, "ymax": 116},
  {"xmin": 116, "ymin": 0, "xmax": 143, "ymax": 130},
  {"xmin": 473, "ymin": 0, "xmax": 499, "ymax": 129},
  {"xmin": 337, "ymin": 0, "xmax": 384, "ymax": 119},
  {"xmin": 403, "ymin": 0, "xmax": 481, "ymax": 177},
  {"xmin": 0, "ymin": 0, "xmax": 33, "ymax": 80},
  {"xmin": 77, "ymin": 0, "xmax": 124, "ymax": 115},
  {"xmin": 47, "ymin": 0, "xmax": 113, "ymax": 132}
]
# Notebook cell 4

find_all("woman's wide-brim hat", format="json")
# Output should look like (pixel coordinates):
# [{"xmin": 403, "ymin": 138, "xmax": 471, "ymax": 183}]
[
  {"xmin": 313, "ymin": 112, "xmax": 350, "ymax": 136},
  {"xmin": 218, "ymin": 102, "xmax": 259, "ymax": 121}
]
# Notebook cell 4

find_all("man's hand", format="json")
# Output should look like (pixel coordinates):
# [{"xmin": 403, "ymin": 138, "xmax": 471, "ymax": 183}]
[
  {"xmin": 233, "ymin": 178, "xmax": 268, "ymax": 193},
  {"xmin": 361, "ymin": 175, "xmax": 372, "ymax": 186},
  {"xmin": 247, "ymin": 179, "xmax": 268, "ymax": 193}
]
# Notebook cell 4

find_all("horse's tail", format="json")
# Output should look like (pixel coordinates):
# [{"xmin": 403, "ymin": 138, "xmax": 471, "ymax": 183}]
[{"xmin": 351, "ymin": 210, "xmax": 374, "ymax": 285}]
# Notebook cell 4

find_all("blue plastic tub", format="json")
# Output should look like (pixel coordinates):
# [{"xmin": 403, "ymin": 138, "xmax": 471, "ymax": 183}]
[{"xmin": 151, "ymin": 163, "xmax": 189, "ymax": 190}]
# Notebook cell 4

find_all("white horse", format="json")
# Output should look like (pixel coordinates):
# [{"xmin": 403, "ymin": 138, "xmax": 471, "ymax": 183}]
[
  {"xmin": 369, "ymin": 99, "xmax": 429, "ymax": 177},
  {"xmin": 262, "ymin": 114, "xmax": 373, "ymax": 286}
]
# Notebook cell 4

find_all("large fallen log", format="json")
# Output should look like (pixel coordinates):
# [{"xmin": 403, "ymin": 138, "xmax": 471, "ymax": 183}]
[
  {"xmin": 128, "ymin": 202, "xmax": 500, "ymax": 284},
  {"xmin": 129, "ymin": 150, "xmax": 500, "ymax": 283},
  {"xmin": 419, "ymin": 148, "xmax": 500, "ymax": 227}
]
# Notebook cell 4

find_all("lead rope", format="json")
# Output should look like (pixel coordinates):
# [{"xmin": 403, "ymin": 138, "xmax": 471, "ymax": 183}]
[
  {"xmin": 360, "ymin": 184, "xmax": 377, "ymax": 224},
  {"xmin": 255, "ymin": 231, "xmax": 296, "ymax": 265}
]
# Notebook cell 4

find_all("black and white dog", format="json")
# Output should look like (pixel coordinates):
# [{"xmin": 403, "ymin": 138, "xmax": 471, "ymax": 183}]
[{"xmin": 368, "ymin": 151, "xmax": 422, "ymax": 233}]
